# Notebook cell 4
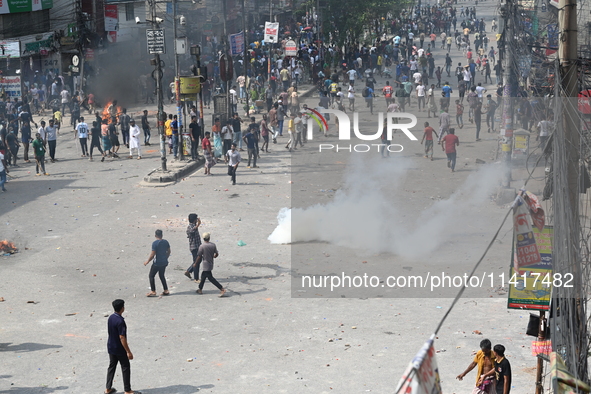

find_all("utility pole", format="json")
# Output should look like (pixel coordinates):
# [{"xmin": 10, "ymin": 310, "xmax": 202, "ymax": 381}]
[
  {"xmin": 268, "ymin": 0, "xmax": 273, "ymax": 85},
  {"xmin": 242, "ymin": 0, "xmax": 249, "ymax": 117},
  {"xmin": 500, "ymin": 0, "xmax": 515, "ymax": 188},
  {"xmin": 222, "ymin": 0, "xmax": 230, "ymax": 121},
  {"xmin": 149, "ymin": 0, "xmax": 166, "ymax": 171},
  {"xmin": 557, "ymin": 0, "xmax": 586, "ymax": 382},
  {"xmin": 172, "ymin": 0, "xmax": 183, "ymax": 160}
]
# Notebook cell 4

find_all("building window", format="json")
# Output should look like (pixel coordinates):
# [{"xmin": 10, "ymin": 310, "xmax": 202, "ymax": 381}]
[{"xmin": 125, "ymin": 4, "xmax": 135, "ymax": 21}]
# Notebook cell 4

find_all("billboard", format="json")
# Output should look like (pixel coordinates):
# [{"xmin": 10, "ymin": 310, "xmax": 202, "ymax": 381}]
[{"xmin": 0, "ymin": 0, "xmax": 52, "ymax": 14}]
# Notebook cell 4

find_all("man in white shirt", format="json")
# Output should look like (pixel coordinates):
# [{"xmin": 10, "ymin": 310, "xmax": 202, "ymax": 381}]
[
  {"xmin": 60, "ymin": 87, "xmax": 70, "ymax": 115},
  {"xmin": 226, "ymin": 143, "xmax": 241, "ymax": 185},
  {"xmin": 38, "ymin": 121, "xmax": 47, "ymax": 146},
  {"xmin": 475, "ymin": 83, "xmax": 487, "ymax": 98},
  {"xmin": 221, "ymin": 120, "xmax": 234, "ymax": 160},
  {"xmin": 347, "ymin": 68, "xmax": 357, "ymax": 86},
  {"xmin": 416, "ymin": 82, "xmax": 426, "ymax": 111},
  {"xmin": 75, "ymin": 117, "xmax": 89, "ymax": 157}
]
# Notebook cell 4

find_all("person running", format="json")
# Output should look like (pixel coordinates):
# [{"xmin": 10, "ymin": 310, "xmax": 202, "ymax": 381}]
[
  {"xmin": 426, "ymin": 84, "xmax": 438, "ymax": 118},
  {"xmin": 441, "ymin": 128, "xmax": 459, "ymax": 172},
  {"xmin": 194, "ymin": 232, "xmax": 226, "ymax": 297},
  {"xmin": 184, "ymin": 213, "xmax": 202, "ymax": 281},
  {"xmin": 421, "ymin": 122, "xmax": 438, "ymax": 161},
  {"xmin": 143, "ymin": 229, "xmax": 170, "ymax": 297}
]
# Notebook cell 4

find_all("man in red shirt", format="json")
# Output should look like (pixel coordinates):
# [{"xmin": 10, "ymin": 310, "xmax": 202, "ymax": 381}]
[
  {"xmin": 441, "ymin": 128, "xmax": 459, "ymax": 172},
  {"xmin": 382, "ymin": 81, "xmax": 394, "ymax": 106},
  {"xmin": 420, "ymin": 121, "xmax": 438, "ymax": 160}
]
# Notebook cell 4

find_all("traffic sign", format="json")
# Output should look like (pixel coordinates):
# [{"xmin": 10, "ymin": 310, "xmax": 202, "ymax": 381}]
[
  {"xmin": 285, "ymin": 40, "xmax": 297, "ymax": 56},
  {"xmin": 147, "ymin": 29, "xmax": 166, "ymax": 54}
]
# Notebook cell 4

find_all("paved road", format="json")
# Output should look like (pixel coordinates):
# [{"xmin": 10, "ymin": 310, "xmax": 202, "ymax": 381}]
[{"xmin": 0, "ymin": 1, "xmax": 546, "ymax": 393}]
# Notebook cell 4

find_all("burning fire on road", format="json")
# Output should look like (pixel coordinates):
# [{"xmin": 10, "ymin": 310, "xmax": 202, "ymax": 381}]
[{"xmin": 0, "ymin": 240, "xmax": 18, "ymax": 254}]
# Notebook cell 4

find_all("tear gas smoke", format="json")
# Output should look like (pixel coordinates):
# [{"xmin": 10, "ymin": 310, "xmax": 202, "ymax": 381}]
[{"xmin": 268, "ymin": 157, "xmax": 505, "ymax": 259}]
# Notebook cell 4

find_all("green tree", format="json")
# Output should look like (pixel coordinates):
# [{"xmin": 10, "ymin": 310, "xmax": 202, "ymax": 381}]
[{"xmin": 301, "ymin": 0, "xmax": 411, "ymax": 47}]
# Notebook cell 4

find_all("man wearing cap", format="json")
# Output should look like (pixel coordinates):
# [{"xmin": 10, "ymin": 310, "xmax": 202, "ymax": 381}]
[
  {"xmin": 194, "ymin": 232, "xmax": 226, "ymax": 297},
  {"xmin": 128, "ymin": 118, "xmax": 141, "ymax": 159}
]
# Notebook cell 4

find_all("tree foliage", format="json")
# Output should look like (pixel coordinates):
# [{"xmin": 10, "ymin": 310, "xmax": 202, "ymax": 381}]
[{"xmin": 301, "ymin": 0, "xmax": 412, "ymax": 47}]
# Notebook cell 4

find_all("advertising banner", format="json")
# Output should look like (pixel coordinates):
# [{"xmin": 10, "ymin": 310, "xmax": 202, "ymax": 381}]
[
  {"xmin": 229, "ymin": 31, "xmax": 244, "ymax": 56},
  {"xmin": 264, "ymin": 22, "xmax": 279, "ymax": 43},
  {"xmin": 0, "ymin": 75, "xmax": 21, "ymax": 98}
]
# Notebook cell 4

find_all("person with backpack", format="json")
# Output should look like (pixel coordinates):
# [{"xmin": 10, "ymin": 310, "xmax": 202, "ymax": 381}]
[{"xmin": 362, "ymin": 84, "xmax": 375, "ymax": 115}]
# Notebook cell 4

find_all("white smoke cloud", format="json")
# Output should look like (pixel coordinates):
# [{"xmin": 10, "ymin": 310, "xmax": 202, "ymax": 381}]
[{"xmin": 268, "ymin": 156, "xmax": 505, "ymax": 259}]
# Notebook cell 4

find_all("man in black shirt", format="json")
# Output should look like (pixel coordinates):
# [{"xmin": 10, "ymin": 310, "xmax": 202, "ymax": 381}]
[
  {"xmin": 493, "ymin": 344, "xmax": 511, "ymax": 394},
  {"xmin": 140, "ymin": 110, "xmax": 150, "ymax": 146},
  {"xmin": 105, "ymin": 299, "xmax": 139, "ymax": 394},
  {"xmin": 108, "ymin": 117, "xmax": 120, "ymax": 157},
  {"xmin": 89, "ymin": 121, "xmax": 104, "ymax": 161},
  {"xmin": 189, "ymin": 116, "xmax": 201, "ymax": 160}
]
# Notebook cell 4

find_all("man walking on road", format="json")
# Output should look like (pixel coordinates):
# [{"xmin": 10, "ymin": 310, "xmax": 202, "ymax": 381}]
[
  {"xmin": 441, "ymin": 128, "xmax": 459, "ymax": 172},
  {"xmin": 105, "ymin": 299, "xmax": 141, "ymax": 394},
  {"xmin": 144, "ymin": 229, "xmax": 170, "ymax": 297},
  {"xmin": 184, "ymin": 213, "xmax": 202, "ymax": 281},
  {"xmin": 32, "ymin": 133, "xmax": 48, "ymax": 176},
  {"xmin": 194, "ymin": 232, "xmax": 226, "ymax": 297},
  {"xmin": 420, "ymin": 122, "xmax": 438, "ymax": 161},
  {"xmin": 456, "ymin": 338, "xmax": 495, "ymax": 394},
  {"xmin": 226, "ymin": 143, "xmax": 241, "ymax": 185}
]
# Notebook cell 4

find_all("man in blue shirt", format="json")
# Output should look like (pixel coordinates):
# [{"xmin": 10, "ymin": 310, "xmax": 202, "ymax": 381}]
[
  {"xmin": 442, "ymin": 82, "xmax": 453, "ymax": 112},
  {"xmin": 171, "ymin": 115, "xmax": 179, "ymax": 159},
  {"xmin": 144, "ymin": 229, "xmax": 171, "ymax": 296},
  {"xmin": 105, "ymin": 299, "xmax": 139, "ymax": 394}
]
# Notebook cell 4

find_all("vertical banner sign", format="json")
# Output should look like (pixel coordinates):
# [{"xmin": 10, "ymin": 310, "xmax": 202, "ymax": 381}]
[
  {"xmin": 264, "ymin": 22, "xmax": 279, "ymax": 43},
  {"xmin": 395, "ymin": 335, "xmax": 442, "ymax": 394},
  {"xmin": 508, "ymin": 226, "xmax": 553, "ymax": 310},
  {"xmin": 104, "ymin": 5, "xmax": 118, "ymax": 31},
  {"xmin": 546, "ymin": 24, "xmax": 558, "ymax": 56},
  {"xmin": 229, "ymin": 31, "xmax": 245, "ymax": 56},
  {"xmin": 513, "ymin": 196, "xmax": 541, "ymax": 270}
]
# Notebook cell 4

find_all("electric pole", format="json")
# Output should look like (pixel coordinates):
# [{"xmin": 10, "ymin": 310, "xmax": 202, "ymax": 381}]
[
  {"xmin": 242, "ymin": 0, "xmax": 249, "ymax": 117},
  {"xmin": 500, "ymin": 0, "xmax": 515, "ymax": 188},
  {"xmin": 149, "ymin": 0, "xmax": 166, "ymax": 171},
  {"xmin": 557, "ymin": 0, "xmax": 586, "ymax": 382}
]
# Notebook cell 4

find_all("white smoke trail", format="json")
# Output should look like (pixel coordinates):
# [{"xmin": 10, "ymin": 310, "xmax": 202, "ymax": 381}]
[{"xmin": 268, "ymin": 156, "xmax": 505, "ymax": 259}]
